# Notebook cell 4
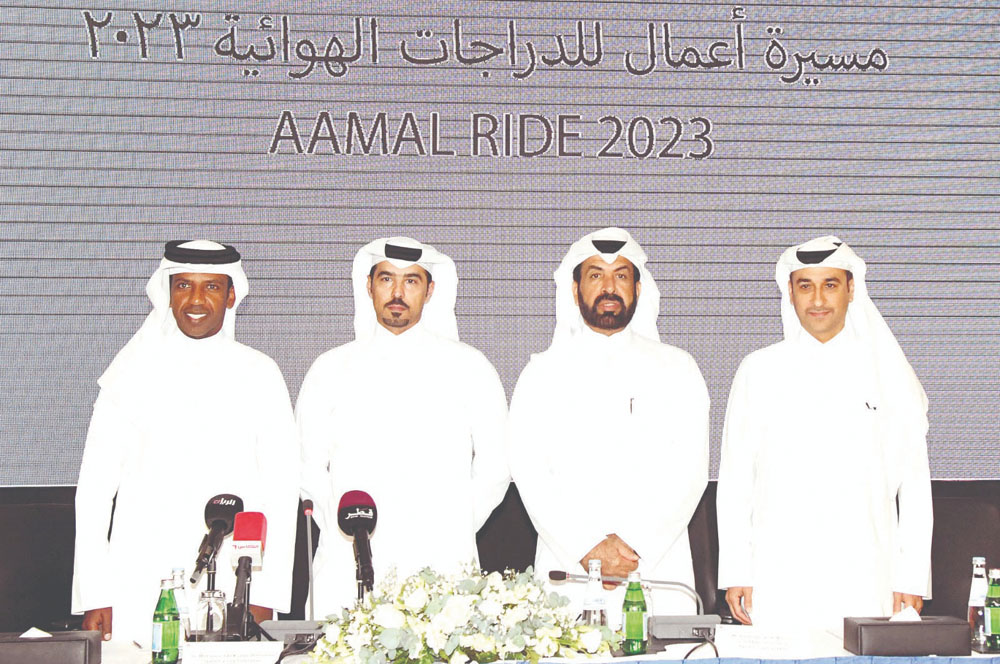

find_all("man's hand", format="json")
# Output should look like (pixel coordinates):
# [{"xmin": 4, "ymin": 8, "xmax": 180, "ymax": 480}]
[
  {"xmin": 82, "ymin": 607, "xmax": 113, "ymax": 640},
  {"xmin": 580, "ymin": 534, "xmax": 640, "ymax": 589},
  {"xmin": 249, "ymin": 604, "xmax": 273, "ymax": 625},
  {"xmin": 892, "ymin": 592, "xmax": 923, "ymax": 614},
  {"xmin": 725, "ymin": 587, "xmax": 753, "ymax": 625}
]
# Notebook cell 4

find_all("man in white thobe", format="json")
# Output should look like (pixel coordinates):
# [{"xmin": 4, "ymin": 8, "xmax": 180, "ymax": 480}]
[
  {"xmin": 717, "ymin": 236, "xmax": 932, "ymax": 631},
  {"xmin": 72, "ymin": 240, "xmax": 299, "ymax": 644},
  {"xmin": 297, "ymin": 237, "xmax": 510, "ymax": 617},
  {"xmin": 508, "ymin": 227, "xmax": 710, "ymax": 626}
]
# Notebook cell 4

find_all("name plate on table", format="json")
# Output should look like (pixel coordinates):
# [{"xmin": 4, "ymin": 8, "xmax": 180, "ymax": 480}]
[{"xmin": 182, "ymin": 640, "xmax": 283, "ymax": 664}]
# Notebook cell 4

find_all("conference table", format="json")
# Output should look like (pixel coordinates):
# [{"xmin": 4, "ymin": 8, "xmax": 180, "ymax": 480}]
[{"xmin": 97, "ymin": 624, "xmax": 1000, "ymax": 663}]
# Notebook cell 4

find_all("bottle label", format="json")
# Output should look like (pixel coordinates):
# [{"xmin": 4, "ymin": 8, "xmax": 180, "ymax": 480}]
[
  {"xmin": 151, "ymin": 622, "xmax": 162, "ymax": 653},
  {"xmin": 971, "ymin": 579, "xmax": 988, "ymax": 606},
  {"xmin": 625, "ymin": 611, "xmax": 647, "ymax": 640},
  {"xmin": 987, "ymin": 606, "xmax": 1000, "ymax": 636}
]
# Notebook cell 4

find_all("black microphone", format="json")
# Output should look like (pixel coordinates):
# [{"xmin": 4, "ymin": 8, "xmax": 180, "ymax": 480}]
[
  {"xmin": 337, "ymin": 491, "xmax": 376, "ymax": 600},
  {"xmin": 190, "ymin": 494, "xmax": 243, "ymax": 585}
]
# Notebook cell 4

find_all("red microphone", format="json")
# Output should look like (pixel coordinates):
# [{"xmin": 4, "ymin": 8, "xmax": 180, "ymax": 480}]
[
  {"xmin": 232, "ymin": 511, "xmax": 267, "ymax": 571},
  {"xmin": 338, "ymin": 491, "xmax": 377, "ymax": 599}
]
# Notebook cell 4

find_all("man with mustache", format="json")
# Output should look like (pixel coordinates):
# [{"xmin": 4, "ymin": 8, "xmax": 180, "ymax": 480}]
[
  {"xmin": 72, "ymin": 241, "xmax": 298, "ymax": 644},
  {"xmin": 716, "ymin": 236, "xmax": 932, "ymax": 631},
  {"xmin": 508, "ymin": 227, "xmax": 710, "ymax": 626},
  {"xmin": 297, "ymin": 236, "xmax": 510, "ymax": 616}
]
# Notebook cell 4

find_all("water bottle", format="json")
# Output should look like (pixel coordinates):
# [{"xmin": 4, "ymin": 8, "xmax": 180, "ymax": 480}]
[
  {"xmin": 152, "ymin": 578, "xmax": 180, "ymax": 664},
  {"xmin": 969, "ymin": 557, "xmax": 987, "ymax": 650},
  {"xmin": 622, "ymin": 571, "xmax": 648, "ymax": 655},
  {"xmin": 170, "ymin": 568, "xmax": 190, "ymax": 656},
  {"xmin": 580, "ymin": 559, "xmax": 608, "ymax": 627},
  {"xmin": 986, "ymin": 568, "xmax": 1000, "ymax": 652}
]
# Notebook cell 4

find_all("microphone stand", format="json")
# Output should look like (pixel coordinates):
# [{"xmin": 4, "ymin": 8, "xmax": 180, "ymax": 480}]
[
  {"xmin": 228, "ymin": 556, "xmax": 258, "ymax": 640},
  {"xmin": 206, "ymin": 558, "xmax": 217, "ymax": 634},
  {"xmin": 303, "ymin": 500, "xmax": 315, "ymax": 621}
]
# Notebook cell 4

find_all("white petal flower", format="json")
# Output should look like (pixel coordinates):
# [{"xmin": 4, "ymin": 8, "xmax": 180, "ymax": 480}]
[
  {"xmin": 403, "ymin": 587, "xmax": 429, "ymax": 612},
  {"xmin": 478, "ymin": 597, "xmax": 503, "ymax": 618},
  {"xmin": 372, "ymin": 604, "xmax": 406, "ymax": 630},
  {"xmin": 449, "ymin": 649, "xmax": 469, "ymax": 664},
  {"xmin": 537, "ymin": 636, "xmax": 558, "ymax": 657},
  {"xmin": 580, "ymin": 627, "xmax": 602, "ymax": 653},
  {"xmin": 426, "ymin": 625, "xmax": 448, "ymax": 652}
]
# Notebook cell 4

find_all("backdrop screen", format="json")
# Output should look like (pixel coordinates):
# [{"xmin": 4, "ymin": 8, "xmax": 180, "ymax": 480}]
[{"xmin": 1, "ymin": 1, "xmax": 997, "ymax": 484}]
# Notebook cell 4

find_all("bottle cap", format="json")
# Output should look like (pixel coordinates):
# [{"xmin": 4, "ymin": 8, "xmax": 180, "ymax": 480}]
[
  {"xmin": 588, "ymin": 559, "xmax": 602, "ymax": 573},
  {"xmin": 627, "ymin": 571, "xmax": 641, "ymax": 582},
  {"xmin": 989, "ymin": 568, "xmax": 1000, "ymax": 580},
  {"xmin": 973, "ymin": 556, "xmax": 986, "ymax": 564}
]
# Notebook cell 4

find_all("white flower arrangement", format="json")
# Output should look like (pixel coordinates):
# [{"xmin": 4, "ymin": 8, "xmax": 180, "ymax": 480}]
[{"xmin": 311, "ymin": 565, "xmax": 620, "ymax": 664}]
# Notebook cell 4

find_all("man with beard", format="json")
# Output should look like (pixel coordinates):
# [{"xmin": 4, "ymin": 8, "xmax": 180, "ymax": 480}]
[
  {"xmin": 507, "ymin": 227, "xmax": 710, "ymax": 626},
  {"xmin": 297, "ymin": 236, "xmax": 510, "ymax": 616}
]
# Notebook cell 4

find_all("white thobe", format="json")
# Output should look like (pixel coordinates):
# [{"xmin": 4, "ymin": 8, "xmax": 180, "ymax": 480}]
[
  {"xmin": 297, "ymin": 323, "xmax": 510, "ymax": 617},
  {"xmin": 508, "ymin": 326, "xmax": 710, "ymax": 626},
  {"xmin": 72, "ymin": 336, "xmax": 299, "ymax": 645},
  {"xmin": 716, "ymin": 331, "xmax": 933, "ymax": 631}
]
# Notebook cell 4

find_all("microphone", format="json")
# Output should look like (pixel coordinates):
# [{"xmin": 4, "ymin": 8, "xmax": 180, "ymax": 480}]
[
  {"xmin": 232, "ymin": 511, "xmax": 267, "ymax": 571},
  {"xmin": 190, "ymin": 494, "xmax": 243, "ymax": 585},
  {"xmin": 337, "ymin": 491, "xmax": 377, "ymax": 600},
  {"xmin": 229, "ymin": 511, "xmax": 266, "ymax": 640}
]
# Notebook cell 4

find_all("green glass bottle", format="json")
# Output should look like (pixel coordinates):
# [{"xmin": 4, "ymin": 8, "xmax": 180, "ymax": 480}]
[
  {"xmin": 152, "ymin": 577, "xmax": 180, "ymax": 664},
  {"xmin": 986, "ymin": 568, "xmax": 1000, "ymax": 652},
  {"xmin": 622, "ymin": 571, "xmax": 647, "ymax": 655}
]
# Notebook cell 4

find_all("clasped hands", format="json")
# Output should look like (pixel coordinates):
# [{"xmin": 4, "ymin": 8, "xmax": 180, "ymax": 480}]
[{"xmin": 579, "ymin": 533, "xmax": 639, "ymax": 589}]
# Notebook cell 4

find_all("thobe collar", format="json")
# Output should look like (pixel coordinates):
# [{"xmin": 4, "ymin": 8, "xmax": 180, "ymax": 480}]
[
  {"xmin": 573, "ymin": 322, "xmax": 637, "ymax": 350},
  {"xmin": 369, "ymin": 318, "xmax": 432, "ymax": 346},
  {"xmin": 795, "ymin": 324, "xmax": 855, "ymax": 353}
]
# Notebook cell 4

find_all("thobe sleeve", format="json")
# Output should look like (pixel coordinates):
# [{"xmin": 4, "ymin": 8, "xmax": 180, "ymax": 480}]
[
  {"xmin": 715, "ymin": 358, "xmax": 759, "ymax": 589},
  {"xmin": 466, "ymin": 354, "xmax": 511, "ymax": 531},
  {"xmin": 72, "ymin": 390, "xmax": 129, "ymax": 613},
  {"xmin": 891, "ymin": 413, "xmax": 933, "ymax": 598},
  {"xmin": 296, "ymin": 359, "xmax": 335, "ymax": 538},
  {"xmin": 615, "ymin": 354, "xmax": 709, "ymax": 568},
  {"xmin": 248, "ymin": 363, "xmax": 299, "ymax": 613},
  {"xmin": 508, "ymin": 362, "xmax": 609, "ymax": 571}
]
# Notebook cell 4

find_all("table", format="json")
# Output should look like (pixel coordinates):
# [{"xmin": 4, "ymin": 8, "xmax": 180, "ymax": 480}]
[{"xmin": 99, "ymin": 626, "xmax": 1000, "ymax": 664}]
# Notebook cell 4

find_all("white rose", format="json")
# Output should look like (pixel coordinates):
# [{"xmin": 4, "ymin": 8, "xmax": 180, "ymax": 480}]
[
  {"xmin": 460, "ymin": 633, "xmax": 495, "ymax": 652},
  {"xmin": 346, "ymin": 630, "xmax": 366, "ymax": 652},
  {"xmin": 500, "ymin": 605, "xmax": 529, "ymax": 629},
  {"xmin": 441, "ymin": 595, "xmax": 475, "ymax": 626},
  {"xmin": 537, "ymin": 637, "xmax": 558, "ymax": 657},
  {"xmin": 426, "ymin": 625, "xmax": 448, "ymax": 652},
  {"xmin": 536, "ymin": 626, "xmax": 561, "ymax": 639},
  {"xmin": 372, "ymin": 604, "xmax": 405, "ymax": 629},
  {"xmin": 403, "ymin": 587, "xmax": 429, "ymax": 612},
  {"xmin": 579, "ymin": 627, "xmax": 602, "ymax": 653},
  {"xmin": 449, "ymin": 650, "xmax": 469, "ymax": 664},
  {"xmin": 471, "ymin": 633, "xmax": 495, "ymax": 652},
  {"xmin": 478, "ymin": 597, "xmax": 503, "ymax": 618}
]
